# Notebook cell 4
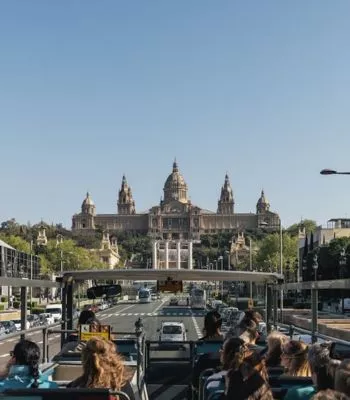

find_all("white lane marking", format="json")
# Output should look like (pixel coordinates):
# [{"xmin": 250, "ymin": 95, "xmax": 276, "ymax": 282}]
[
  {"xmin": 0, "ymin": 354, "xmax": 9, "ymax": 358},
  {"xmin": 6, "ymin": 339, "xmax": 15, "ymax": 343},
  {"xmin": 134, "ymin": 313, "xmax": 139, "ymax": 316},
  {"xmin": 191, "ymin": 313, "xmax": 202, "ymax": 339},
  {"xmin": 99, "ymin": 304, "xmax": 136, "ymax": 321},
  {"xmin": 152, "ymin": 299, "xmax": 168, "ymax": 315},
  {"xmin": 38, "ymin": 341, "xmax": 43, "ymax": 344},
  {"xmin": 140, "ymin": 313, "xmax": 145, "ymax": 316}
]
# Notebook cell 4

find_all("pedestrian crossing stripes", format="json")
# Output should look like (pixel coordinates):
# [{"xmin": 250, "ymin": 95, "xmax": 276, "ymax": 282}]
[{"xmin": 100, "ymin": 311, "xmax": 205, "ymax": 318}]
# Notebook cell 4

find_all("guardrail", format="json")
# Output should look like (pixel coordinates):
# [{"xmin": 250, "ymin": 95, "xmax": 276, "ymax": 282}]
[{"xmin": 277, "ymin": 322, "xmax": 350, "ymax": 346}]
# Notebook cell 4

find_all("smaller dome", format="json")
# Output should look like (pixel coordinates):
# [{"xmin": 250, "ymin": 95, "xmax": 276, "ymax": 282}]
[{"xmin": 82, "ymin": 192, "xmax": 95, "ymax": 207}]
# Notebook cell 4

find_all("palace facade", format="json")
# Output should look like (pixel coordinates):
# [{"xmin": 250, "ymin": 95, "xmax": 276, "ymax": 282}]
[{"xmin": 72, "ymin": 161, "xmax": 280, "ymax": 239}]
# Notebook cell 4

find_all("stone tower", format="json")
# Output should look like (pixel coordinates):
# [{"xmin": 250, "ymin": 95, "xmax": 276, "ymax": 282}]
[
  {"xmin": 163, "ymin": 160, "xmax": 188, "ymax": 204},
  {"xmin": 118, "ymin": 175, "xmax": 136, "ymax": 215},
  {"xmin": 217, "ymin": 173, "xmax": 234, "ymax": 214},
  {"xmin": 256, "ymin": 190, "xmax": 270, "ymax": 214},
  {"xmin": 80, "ymin": 192, "xmax": 96, "ymax": 229}
]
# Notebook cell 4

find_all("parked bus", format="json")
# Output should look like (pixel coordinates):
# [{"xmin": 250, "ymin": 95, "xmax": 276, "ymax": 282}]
[
  {"xmin": 190, "ymin": 288, "xmax": 206, "ymax": 309},
  {"xmin": 139, "ymin": 288, "xmax": 152, "ymax": 303}
]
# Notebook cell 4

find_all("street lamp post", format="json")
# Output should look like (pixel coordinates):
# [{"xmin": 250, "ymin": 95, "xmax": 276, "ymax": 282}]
[
  {"xmin": 56, "ymin": 234, "xmax": 64, "ymax": 300},
  {"xmin": 320, "ymin": 169, "xmax": 350, "ymax": 175},
  {"xmin": 218, "ymin": 256, "xmax": 224, "ymax": 299},
  {"xmin": 339, "ymin": 248, "xmax": 347, "ymax": 314},
  {"xmin": 311, "ymin": 253, "xmax": 319, "ymax": 343}
]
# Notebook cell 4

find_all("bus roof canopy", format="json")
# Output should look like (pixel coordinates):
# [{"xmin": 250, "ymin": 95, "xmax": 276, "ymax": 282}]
[{"xmin": 61, "ymin": 268, "xmax": 281, "ymax": 284}]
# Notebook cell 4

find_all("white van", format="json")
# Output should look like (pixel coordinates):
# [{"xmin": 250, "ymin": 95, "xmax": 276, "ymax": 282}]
[{"xmin": 45, "ymin": 304, "xmax": 62, "ymax": 322}]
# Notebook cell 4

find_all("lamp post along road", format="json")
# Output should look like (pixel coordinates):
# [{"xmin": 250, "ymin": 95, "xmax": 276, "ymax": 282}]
[
  {"xmin": 280, "ymin": 223, "xmax": 283, "ymax": 322},
  {"xmin": 311, "ymin": 253, "xmax": 319, "ymax": 343},
  {"xmin": 249, "ymin": 238, "xmax": 253, "ymax": 300}
]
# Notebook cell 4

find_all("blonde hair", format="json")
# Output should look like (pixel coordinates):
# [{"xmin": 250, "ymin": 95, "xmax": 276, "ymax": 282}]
[
  {"xmin": 80, "ymin": 337, "xmax": 130, "ymax": 390},
  {"xmin": 283, "ymin": 340, "xmax": 311, "ymax": 377},
  {"xmin": 335, "ymin": 359, "xmax": 350, "ymax": 396}
]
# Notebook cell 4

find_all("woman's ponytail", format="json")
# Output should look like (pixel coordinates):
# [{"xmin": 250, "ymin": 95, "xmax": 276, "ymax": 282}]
[{"xmin": 30, "ymin": 359, "xmax": 40, "ymax": 388}]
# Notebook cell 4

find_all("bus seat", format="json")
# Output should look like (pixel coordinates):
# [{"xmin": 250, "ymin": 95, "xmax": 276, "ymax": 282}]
[
  {"xmin": 194, "ymin": 341, "xmax": 222, "ymax": 356},
  {"xmin": 267, "ymin": 366, "xmax": 285, "ymax": 376},
  {"xmin": 114, "ymin": 339, "xmax": 138, "ymax": 359},
  {"xmin": 204, "ymin": 374, "xmax": 225, "ymax": 400},
  {"xmin": 272, "ymin": 387, "xmax": 288, "ymax": 399},
  {"xmin": 207, "ymin": 389, "xmax": 224, "ymax": 400},
  {"xmin": 192, "ymin": 354, "xmax": 221, "ymax": 391},
  {"xmin": 3, "ymin": 388, "xmax": 131, "ymax": 400},
  {"xmin": 198, "ymin": 368, "xmax": 216, "ymax": 400},
  {"xmin": 269, "ymin": 376, "xmax": 313, "ymax": 388},
  {"xmin": 52, "ymin": 364, "xmax": 83, "ymax": 381}
]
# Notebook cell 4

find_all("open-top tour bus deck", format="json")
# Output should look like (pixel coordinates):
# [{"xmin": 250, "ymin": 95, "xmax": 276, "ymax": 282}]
[{"xmin": 2, "ymin": 269, "xmax": 350, "ymax": 399}]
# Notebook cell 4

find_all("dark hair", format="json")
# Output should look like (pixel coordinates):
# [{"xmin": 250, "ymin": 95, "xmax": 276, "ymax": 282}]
[
  {"xmin": 13, "ymin": 340, "xmax": 40, "ymax": 388},
  {"xmin": 222, "ymin": 337, "xmax": 245, "ymax": 370},
  {"xmin": 203, "ymin": 311, "xmax": 222, "ymax": 338},
  {"xmin": 78, "ymin": 310, "xmax": 96, "ymax": 325},
  {"xmin": 85, "ymin": 316, "xmax": 101, "ymax": 326},
  {"xmin": 244, "ymin": 310, "xmax": 263, "ymax": 324},
  {"xmin": 239, "ymin": 318, "xmax": 258, "ymax": 341}
]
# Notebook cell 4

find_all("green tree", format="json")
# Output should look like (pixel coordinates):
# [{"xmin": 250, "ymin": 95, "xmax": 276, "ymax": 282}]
[
  {"xmin": 0, "ymin": 234, "xmax": 31, "ymax": 253},
  {"xmin": 287, "ymin": 219, "xmax": 317, "ymax": 237},
  {"xmin": 255, "ymin": 232, "xmax": 298, "ymax": 272}
]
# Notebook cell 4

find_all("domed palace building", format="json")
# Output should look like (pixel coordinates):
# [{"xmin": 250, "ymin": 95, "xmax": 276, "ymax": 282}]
[{"xmin": 72, "ymin": 161, "xmax": 280, "ymax": 239}]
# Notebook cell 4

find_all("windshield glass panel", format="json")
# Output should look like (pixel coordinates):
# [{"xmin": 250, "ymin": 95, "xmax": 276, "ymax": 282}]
[
  {"xmin": 47, "ymin": 308, "xmax": 61, "ymax": 314},
  {"xmin": 163, "ymin": 325, "xmax": 182, "ymax": 334},
  {"xmin": 139, "ymin": 290, "xmax": 150, "ymax": 298},
  {"xmin": 192, "ymin": 289, "xmax": 204, "ymax": 296}
]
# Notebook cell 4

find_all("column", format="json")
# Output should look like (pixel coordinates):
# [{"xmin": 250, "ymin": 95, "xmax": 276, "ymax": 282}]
[
  {"xmin": 176, "ymin": 241, "xmax": 181, "ymax": 270},
  {"xmin": 152, "ymin": 241, "xmax": 158, "ymax": 269},
  {"xmin": 165, "ymin": 241, "xmax": 169, "ymax": 270},
  {"xmin": 187, "ymin": 240, "xmax": 193, "ymax": 270}
]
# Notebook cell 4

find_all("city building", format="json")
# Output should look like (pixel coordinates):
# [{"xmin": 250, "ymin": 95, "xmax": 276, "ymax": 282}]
[
  {"xmin": 72, "ymin": 160, "xmax": 280, "ymax": 239},
  {"xmin": 91, "ymin": 231, "xmax": 120, "ymax": 269}
]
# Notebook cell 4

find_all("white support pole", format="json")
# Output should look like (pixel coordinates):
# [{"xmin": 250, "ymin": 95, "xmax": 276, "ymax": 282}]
[
  {"xmin": 188, "ymin": 240, "xmax": 193, "ymax": 270},
  {"xmin": 152, "ymin": 241, "xmax": 158, "ymax": 269},
  {"xmin": 165, "ymin": 241, "xmax": 169, "ymax": 270},
  {"xmin": 176, "ymin": 241, "xmax": 181, "ymax": 270}
]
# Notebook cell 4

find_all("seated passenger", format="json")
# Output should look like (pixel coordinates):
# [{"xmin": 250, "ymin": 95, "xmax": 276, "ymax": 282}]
[
  {"xmin": 64, "ymin": 310, "xmax": 96, "ymax": 343},
  {"xmin": 335, "ymin": 359, "xmax": 350, "ymax": 397},
  {"xmin": 284, "ymin": 342, "xmax": 338, "ymax": 400},
  {"xmin": 0, "ymin": 340, "xmax": 58, "ymax": 390},
  {"xmin": 60, "ymin": 315, "xmax": 101, "ymax": 354},
  {"xmin": 312, "ymin": 389, "xmax": 350, "ymax": 400},
  {"xmin": 200, "ymin": 310, "xmax": 224, "ymax": 341},
  {"xmin": 281, "ymin": 340, "xmax": 311, "ymax": 377},
  {"xmin": 265, "ymin": 331, "xmax": 288, "ymax": 368},
  {"xmin": 224, "ymin": 343, "xmax": 273, "ymax": 400},
  {"xmin": 68, "ymin": 337, "xmax": 135, "ymax": 400},
  {"xmin": 206, "ymin": 337, "xmax": 246, "ymax": 392}
]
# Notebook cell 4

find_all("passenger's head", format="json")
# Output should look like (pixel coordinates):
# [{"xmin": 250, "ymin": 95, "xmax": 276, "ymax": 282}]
[
  {"xmin": 11, "ymin": 340, "xmax": 40, "ymax": 388},
  {"xmin": 244, "ymin": 309, "xmax": 263, "ymax": 324},
  {"xmin": 225, "ymin": 347, "xmax": 273, "ymax": 400},
  {"xmin": 265, "ymin": 331, "xmax": 288, "ymax": 367},
  {"xmin": 335, "ymin": 359, "xmax": 350, "ymax": 397},
  {"xmin": 238, "ymin": 318, "xmax": 258, "ymax": 345},
  {"xmin": 220, "ymin": 337, "xmax": 246, "ymax": 370},
  {"xmin": 203, "ymin": 310, "xmax": 222, "ymax": 338},
  {"xmin": 312, "ymin": 389, "xmax": 350, "ymax": 400},
  {"xmin": 281, "ymin": 340, "xmax": 311, "ymax": 377},
  {"xmin": 81, "ymin": 337, "xmax": 129, "ymax": 390},
  {"xmin": 308, "ymin": 342, "xmax": 339, "ymax": 390},
  {"xmin": 78, "ymin": 310, "xmax": 96, "ymax": 325}
]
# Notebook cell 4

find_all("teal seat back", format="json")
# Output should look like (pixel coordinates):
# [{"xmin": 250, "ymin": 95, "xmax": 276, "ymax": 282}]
[{"xmin": 195, "ymin": 341, "xmax": 222, "ymax": 356}]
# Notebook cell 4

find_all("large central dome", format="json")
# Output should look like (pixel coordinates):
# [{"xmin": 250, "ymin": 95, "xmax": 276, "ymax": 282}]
[{"xmin": 163, "ymin": 160, "xmax": 188, "ymax": 204}]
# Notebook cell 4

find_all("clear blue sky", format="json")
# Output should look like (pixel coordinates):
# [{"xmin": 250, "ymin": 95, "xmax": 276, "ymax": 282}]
[{"xmin": 1, "ymin": 1, "xmax": 350, "ymax": 229}]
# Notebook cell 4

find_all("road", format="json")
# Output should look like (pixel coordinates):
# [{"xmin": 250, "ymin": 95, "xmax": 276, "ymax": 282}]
[{"xmin": 0, "ymin": 297, "xmax": 206, "ymax": 368}]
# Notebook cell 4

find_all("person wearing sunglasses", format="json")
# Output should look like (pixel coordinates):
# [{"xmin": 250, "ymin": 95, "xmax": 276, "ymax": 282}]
[{"xmin": 0, "ymin": 340, "xmax": 57, "ymax": 390}]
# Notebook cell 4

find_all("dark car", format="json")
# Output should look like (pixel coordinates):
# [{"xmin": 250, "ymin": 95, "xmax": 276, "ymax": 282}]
[{"xmin": 2, "ymin": 320, "xmax": 16, "ymax": 334}]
